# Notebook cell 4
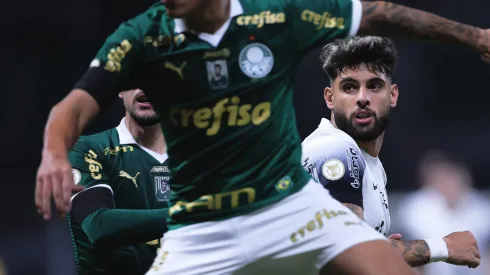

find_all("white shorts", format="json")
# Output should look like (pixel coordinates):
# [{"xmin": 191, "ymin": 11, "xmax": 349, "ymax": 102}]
[{"xmin": 146, "ymin": 180, "xmax": 386, "ymax": 275}]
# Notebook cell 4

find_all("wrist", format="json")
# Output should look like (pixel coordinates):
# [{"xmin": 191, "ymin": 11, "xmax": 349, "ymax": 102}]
[{"xmin": 425, "ymin": 238, "xmax": 449, "ymax": 263}]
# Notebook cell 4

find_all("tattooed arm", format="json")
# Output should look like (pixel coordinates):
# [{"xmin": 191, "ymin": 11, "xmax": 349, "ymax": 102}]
[
  {"xmin": 359, "ymin": 1, "xmax": 489, "ymax": 57},
  {"xmin": 390, "ymin": 239, "xmax": 430, "ymax": 267},
  {"xmin": 343, "ymin": 203, "xmax": 364, "ymax": 220}
]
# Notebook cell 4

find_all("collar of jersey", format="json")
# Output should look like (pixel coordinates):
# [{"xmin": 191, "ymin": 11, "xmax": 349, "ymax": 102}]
[
  {"xmin": 173, "ymin": 0, "xmax": 244, "ymax": 47},
  {"xmin": 116, "ymin": 118, "xmax": 169, "ymax": 163},
  {"xmin": 319, "ymin": 118, "xmax": 335, "ymax": 129}
]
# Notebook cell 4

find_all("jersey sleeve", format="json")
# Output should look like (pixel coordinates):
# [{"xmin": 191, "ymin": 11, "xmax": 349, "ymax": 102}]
[
  {"xmin": 68, "ymin": 139, "xmax": 115, "ymax": 223},
  {"xmin": 287, "ymin": 0, "xmax": 362, "ymax": 52},
  {"xmin": 302, "ymin": 136, "xmax": 366, "ymax": 208},
  {"xmin": 72, "ymin": 15, "xmax": 148, "ymax": 108}
]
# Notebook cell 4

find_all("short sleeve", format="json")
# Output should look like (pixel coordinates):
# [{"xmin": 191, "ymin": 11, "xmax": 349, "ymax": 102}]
[
  {"xmin": 302, "ymin": 136, "xmax": 366, "ymax": 208},
  {"xmin": 68, "ymin": 139, "xmax": 115, "ymax": 223},
  {"xmin": 287, "ymin": 0, "xmax": 362, "ymax": 52},
  {"xmin": 69, "ymin": 139, "xmax": 111, "ymax": 190},
  {"xmin": 73, "ymin": 15, "xmax": 147, "ymax": 108}
]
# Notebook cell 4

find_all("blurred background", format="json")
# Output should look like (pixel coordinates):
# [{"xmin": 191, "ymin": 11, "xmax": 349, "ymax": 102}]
[{"xmin": 1, "ymin": 0, "xmax": 489, "ymax": 274}]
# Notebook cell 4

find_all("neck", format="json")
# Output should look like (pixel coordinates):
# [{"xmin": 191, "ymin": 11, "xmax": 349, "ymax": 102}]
[
  {"xmin": 184, "ymin": 0, "xmax": 230, "ymax": 34},
  {"xmin": 330, "ymin": 116, "xmax": 384, "ymax": 157},
  {"xmin": 124, "ymin": 114, "xmax": 166, "ymax": 154},
  {"xmin": 357, "ymin": 133, "xmax": 384, "ymax": 158}
]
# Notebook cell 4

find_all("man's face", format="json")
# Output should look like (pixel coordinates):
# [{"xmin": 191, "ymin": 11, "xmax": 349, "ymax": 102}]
[
  {"xmin": 215, "ymin": 65, "xmax": 222, "ymax": 76},
  {"xmin": 161, "ymin": 0, "xmax": 205, "ymax": 18},
  {"xmin": 120, "ymin": 89, "xmax": 160, "ymax": 126},
  {"xmin": 325, "ymin": 65, "xmax": 399, "ymax": 142}
]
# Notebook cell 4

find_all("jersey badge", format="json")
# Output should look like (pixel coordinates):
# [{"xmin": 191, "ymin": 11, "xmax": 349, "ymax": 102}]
[
  {"xmin": 119, "ymin": 170, "xmax": 140, "ymax": 188},
  {"xmin": 322, "ymin": 159, "xmax": 345, "ymax": 181},
  {"xmin": 72, "ymin": 169, "xmax": 82, "ymax": 185},
  {"xmin": 155, "ymin": 176, "xmax": 171, "ymax": 202},
  {"xmin": 206, "ymin": 59, "xmax": 229, "ymax": 90},
  {"xmin": 239, "ymin": 43, "xmax": 274, "ymax": 79}
]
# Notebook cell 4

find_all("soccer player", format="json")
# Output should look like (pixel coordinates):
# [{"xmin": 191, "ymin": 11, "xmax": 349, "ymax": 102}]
[
  {"xmin": 35, "ymin": 0, "xmax": 490, "ymax": 274},
  {"xmin": 302, "ymin": 36, "xmax": 481, "ymax": 268},
  {"xmin": 68, "ymin": 89, "xmax": 171, "ymax": 275}
]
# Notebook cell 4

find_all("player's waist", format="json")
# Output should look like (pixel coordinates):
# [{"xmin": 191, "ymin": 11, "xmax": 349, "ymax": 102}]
[{"xmin": 167, "ymin": 171, "xmax": 311, "ymax": 228}]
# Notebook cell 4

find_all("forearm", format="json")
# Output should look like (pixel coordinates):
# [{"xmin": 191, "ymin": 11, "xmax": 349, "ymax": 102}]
[
  {"xmin": 43, "ymin": 89, "xmax": 99, "ymax": 156},
  {"xmin": 390, "ymin": 239, "xmax": 430, "ymax": 267},
  {"xmin": 360, "ymin": 1, "xmax": 484, "ymax": 52},
  {"xmin": 82, "ymin": 208, "xmax": 168, "ymax": 246}
]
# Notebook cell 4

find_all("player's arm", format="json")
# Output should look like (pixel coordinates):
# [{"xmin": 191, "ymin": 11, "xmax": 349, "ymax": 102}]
[
  {"xmin": 36, "ymin": 16, "xmax": 146, "ymax": 218},
  {"xmin": 69, "ymin": 140, "xmax": 167, "ymax": 246},
  {"xmin": 302, "ymin": 137, "xmax": 365, "ymax": 219},
  {"xmin": 359, "ymin": 1, "xmax": 489, "ymax": 58}
]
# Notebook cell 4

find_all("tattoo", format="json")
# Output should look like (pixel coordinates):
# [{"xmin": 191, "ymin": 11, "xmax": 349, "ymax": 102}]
[
  {"xmin": 390, "ymin": 239, "xmax": 430, "ymax": 267},
  {"xmin": 342, "ymin": 203, "xmax": 364, "ymax": 219},
  {"xmin": 359, "ymin": 1, "xmax": 484, "ymax": 52}
]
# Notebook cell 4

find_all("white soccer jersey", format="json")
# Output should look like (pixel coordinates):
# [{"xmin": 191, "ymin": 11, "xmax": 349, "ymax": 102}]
[{"xmin": 302, "ymin": 118, "xmax": 391, "ymax": 235}]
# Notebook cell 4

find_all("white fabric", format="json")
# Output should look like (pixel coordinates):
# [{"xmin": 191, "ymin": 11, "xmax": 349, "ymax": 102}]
[
  {"xmin": 173, "ymin": 0, "xmax": 244, "ymax": 47},
  {"xmin": 349, "ymin": 0, "xmax": 363, "ymax": 36},
  {"xmin": 116, "ymin": 118, "xmax": 168, "ymax": 163},
  {"xmin": 146, "ymin": 180, "xmax": 386, "ymax": 275},
  {"xmin": 425, "ymin": 238, "xmax": 449, "ymax": 262},
  {"xmin": 302, "ymin": 118, "xmax": 391, "ymax": 235}
]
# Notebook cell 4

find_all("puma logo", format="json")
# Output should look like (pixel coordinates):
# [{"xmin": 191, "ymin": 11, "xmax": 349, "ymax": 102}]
[
  {"xmin": 119, "ymin": 171, "xmax": 140, "ymax": 188},
  {"xmin": 164, "ymin": 61, "xmax": 186, "ymax": 80}
]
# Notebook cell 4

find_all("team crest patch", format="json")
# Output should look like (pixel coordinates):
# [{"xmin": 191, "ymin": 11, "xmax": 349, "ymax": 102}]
[
  {"xmin": 206, "ymin": 59, "xmax": 229, "ymax": 90},
  {"xmin": 322, "ymin": 159, "xmax": 345, "ymax": 181},
  {"xmin": 239, "ymin": 43, "xmax": 274, "ymax": 79},
  {"xmin": 72, "ymin": 169, "xmax": 81, "ymax": 185},
  {"xmin": 155, "ymin": 176, "xmax": 171, "ymax": 202}
]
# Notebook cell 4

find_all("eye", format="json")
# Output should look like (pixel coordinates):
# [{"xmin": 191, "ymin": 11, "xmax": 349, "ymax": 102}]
[
  {"xmin": 343, "ymin": 84, "xmax": 357, "ymax": 92},
  {"xmin": 368, "ymin": 83, "xmax": 382, "ymax": 91}
]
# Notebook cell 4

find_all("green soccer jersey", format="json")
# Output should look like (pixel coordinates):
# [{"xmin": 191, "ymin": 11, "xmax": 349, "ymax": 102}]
[
  {"xmin": 68, "ymin": 119, "xmax": 171, "ymax": 275},
  {"xmin": 76, "ymin": 0, "xmax": 361, "ymax": 229}
]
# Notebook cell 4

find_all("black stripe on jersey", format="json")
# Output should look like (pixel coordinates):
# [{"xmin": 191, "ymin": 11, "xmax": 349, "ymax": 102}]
[{"xmin": 70, "ymin": 185, "xmax": 115, "ymax": 224}]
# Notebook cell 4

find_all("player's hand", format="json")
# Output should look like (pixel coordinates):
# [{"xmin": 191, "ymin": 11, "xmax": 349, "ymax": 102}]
[
  {"xmin": 35, "ymin": 152, "xmax": 84, "ymax": 220},
  {"xmin": 387, "ymin": 233, "xmax": 402, "ymax": 240},
  {"xmin": 443, "ymin": 231, "xmax": 480, "ymax": 268},
  {"xmin": 479, "ymin": 29, "xmax": 490, "ymax": 63}
]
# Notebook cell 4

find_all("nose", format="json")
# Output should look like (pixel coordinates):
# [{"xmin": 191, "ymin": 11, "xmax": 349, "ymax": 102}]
[{"xmin": 356, "ymin": 86, "xmax": 370, "ymax": 108}]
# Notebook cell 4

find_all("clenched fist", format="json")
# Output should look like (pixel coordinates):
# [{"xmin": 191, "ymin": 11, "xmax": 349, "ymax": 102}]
[
  {"xmin": 35, "ymin": 152, "xmax": 84, "ymax": 220},
  {"xmin": 443, "ymin": 231, "xmax": 480, "ymax": 268}
]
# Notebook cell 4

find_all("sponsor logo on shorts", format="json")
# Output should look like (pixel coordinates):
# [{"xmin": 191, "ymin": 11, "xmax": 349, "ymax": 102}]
[
  {"xmin": 321, "ymin": 159, "xmax": 345, "ymax": 181},
  {"xmin": 290, "ymin": 209, "xmax": 349, "ymax": 243}
]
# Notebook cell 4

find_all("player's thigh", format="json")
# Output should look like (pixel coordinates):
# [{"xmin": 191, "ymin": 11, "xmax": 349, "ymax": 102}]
[
  {"xmin": 145, "ymin": 221, "xmax": 242, "ymax": 275},
  {"xmin": 320, "ymin": 239, "xmax": 417, "ymax": 275},
  {"xmin": 238, "ymin": 181, "xmax": 387, "ymax": 274}
]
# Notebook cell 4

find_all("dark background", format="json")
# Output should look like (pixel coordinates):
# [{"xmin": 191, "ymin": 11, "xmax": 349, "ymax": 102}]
[{"xmin": 1, "ymin": 0, "xmax": 489, "ymax": 274}]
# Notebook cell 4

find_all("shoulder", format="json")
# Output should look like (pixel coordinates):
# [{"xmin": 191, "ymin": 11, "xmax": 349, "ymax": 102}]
[
  {"xmin": 112, "ymin": 2, "xmax": 170, "ymax": 39},
  {"xmin": 302, "ymin": 126, "xmax": 360, "ymax": 158},
  {"xmin": 70, "ymin": 128, "xmax": 118, "ymax": 157}
]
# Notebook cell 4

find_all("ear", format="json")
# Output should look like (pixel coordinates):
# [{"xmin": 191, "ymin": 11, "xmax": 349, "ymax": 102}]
[
  {"xmin": 324, "ymin": 87, "xmax": 334, "ymax": 110},
  {"xmin": 118, "ymin": 93, "xmax": 124, "ymax": 99},
  {"xmin": 390, "ymin": 84, "xmax": 399, "ymax": 108}
]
